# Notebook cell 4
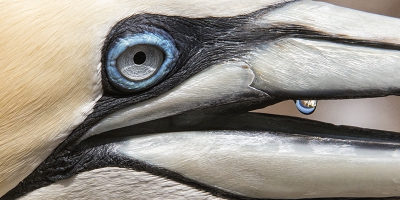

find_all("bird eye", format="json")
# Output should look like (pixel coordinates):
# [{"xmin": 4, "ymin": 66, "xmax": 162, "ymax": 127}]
[{"xmin": 106, "ymin": 32, "xmax": 178, "ymax": 92}]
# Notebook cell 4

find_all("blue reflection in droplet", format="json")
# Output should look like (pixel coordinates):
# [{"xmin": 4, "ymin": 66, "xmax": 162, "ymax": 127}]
[{"xmin": 295, "ymin": 100, "xmax": 317, "ymax": 115}]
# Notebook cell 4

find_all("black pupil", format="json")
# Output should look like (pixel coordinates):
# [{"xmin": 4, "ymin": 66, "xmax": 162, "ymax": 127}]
[{"xmin": 134, "ymin": 51, "xmax": 146, "ymax": 65}]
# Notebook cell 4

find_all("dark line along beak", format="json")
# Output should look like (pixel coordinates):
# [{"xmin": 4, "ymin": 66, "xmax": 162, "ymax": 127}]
[
  {"xmin": 7, "ymin": 1, "xmax": 400, "ymax": 200},
  {"xmin": 112, "ymin": 1, "xmax": 400, "ymax": 198},
  {"xmin": 249, "ymin": 0, "xmax": 400, "ymax": 99},
  {"xmin": 79, "ymin": 2, "xmax": 400, "ymax": 199},
  {"xmin": 85, "ymin": 1, "xmax": 400, "ymax": 139}
]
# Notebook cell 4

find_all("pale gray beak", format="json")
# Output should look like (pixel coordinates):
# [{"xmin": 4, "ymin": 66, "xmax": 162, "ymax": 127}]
[
  {"xmin": 83, "ymin": 1, "xmax": 400, "ymax": 199},
  {"xmin": 250, "ymin": 0, "xmax": 400, "ymax": 99}
]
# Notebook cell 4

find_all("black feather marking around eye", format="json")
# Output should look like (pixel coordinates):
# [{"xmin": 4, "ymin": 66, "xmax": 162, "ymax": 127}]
[{"xmin": 6, "ymin": 0, "xmax": 400, "ymax": 198}]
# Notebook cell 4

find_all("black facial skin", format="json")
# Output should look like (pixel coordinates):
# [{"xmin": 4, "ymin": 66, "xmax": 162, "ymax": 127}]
[{"xmin": 4, "ymin": 1, "xmax": 400, "ymax": 199}]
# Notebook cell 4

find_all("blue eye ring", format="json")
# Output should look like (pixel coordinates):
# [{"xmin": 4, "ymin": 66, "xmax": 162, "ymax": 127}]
[{"xmin": 106, "ymin": 31, "xmax": 178, "ymax": 92}]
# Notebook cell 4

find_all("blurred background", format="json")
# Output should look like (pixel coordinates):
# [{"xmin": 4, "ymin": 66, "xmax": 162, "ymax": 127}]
[{"xmin": 257, "ymin": 0, "xmax": 400, "ymax": 132}]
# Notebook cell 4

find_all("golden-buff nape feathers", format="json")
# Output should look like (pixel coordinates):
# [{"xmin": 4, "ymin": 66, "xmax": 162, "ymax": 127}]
[
  {"xmin": 0, "ymin": 0, "xmax": 289, "ymax": 196},
  {"xmin": 0, "ymin": 1, "xmax": 106, "ymax": 196}
]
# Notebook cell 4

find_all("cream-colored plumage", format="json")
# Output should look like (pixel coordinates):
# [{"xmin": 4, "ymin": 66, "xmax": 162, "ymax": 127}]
[
  {"xmin": 0, "ymin": 2, "xmax": 105, "ymax": 196},
  {"xmin": 0, "ymin": 0, "xmax": 290, "ymax": 197},
  {"xmin": 3, "ymin": 0, "xmax": 400, "ymax": 199}
]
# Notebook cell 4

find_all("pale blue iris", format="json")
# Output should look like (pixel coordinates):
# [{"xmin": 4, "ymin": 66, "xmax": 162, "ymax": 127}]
[{"xmin": 106, "ymin": 31, "xmax": 178, "ymax": 92}]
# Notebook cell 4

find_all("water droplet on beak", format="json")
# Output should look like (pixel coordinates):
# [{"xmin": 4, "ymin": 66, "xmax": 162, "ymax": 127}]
[{"xmin": 295, "ymin": 100, "xmax": 317, "ymax": 115}]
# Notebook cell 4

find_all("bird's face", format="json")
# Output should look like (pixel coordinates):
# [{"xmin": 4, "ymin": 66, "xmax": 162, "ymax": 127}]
[{"xmin": 1, "ymin": 0, "xmax": 400, "ymax": 199}]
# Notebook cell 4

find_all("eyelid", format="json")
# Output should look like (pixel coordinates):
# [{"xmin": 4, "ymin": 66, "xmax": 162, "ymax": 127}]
[{"xmin": 106, "ymin": 31, "xmax": 179, "ymax": 92}]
